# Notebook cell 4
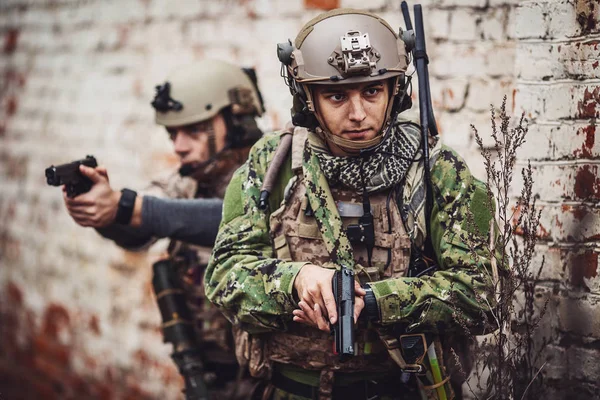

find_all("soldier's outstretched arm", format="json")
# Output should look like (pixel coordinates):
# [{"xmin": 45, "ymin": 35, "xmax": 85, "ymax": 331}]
[
  {"xmin": 96, "ymin": 196, "xmax": 223, "ymax": 250},
  {"xmin": 64, "ymin": 165, "xmax": 223, "ymax": 250},
  {"xmin": 367, "ymin": 146, "xmax": 497, "ymax": 335}
]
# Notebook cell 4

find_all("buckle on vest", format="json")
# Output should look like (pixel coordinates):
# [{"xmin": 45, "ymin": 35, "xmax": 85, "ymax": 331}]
[
  {"xmin": 347, "ymin": 215, "xmax": 375, "ymax": 266},
  {"xmin": 347, "ymin": 223, "xmax": 367, "ymax": 243}
]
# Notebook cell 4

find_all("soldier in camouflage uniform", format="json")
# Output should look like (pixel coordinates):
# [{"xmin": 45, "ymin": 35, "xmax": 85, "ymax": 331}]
[
  {"xmin": 206, "ymin": 9, "xmax": 496, "ymax": 400},
  {"xmin": 63, "ymin": 59, "xmax": 265, "ymax": 399}
]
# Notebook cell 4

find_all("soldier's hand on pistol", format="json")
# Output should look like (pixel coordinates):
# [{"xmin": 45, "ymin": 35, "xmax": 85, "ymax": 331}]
[
  {"xmin": 63, "ymin": 165, "xmax": 121, "ymax": 228},
  {"xmin": 292, "ymin": 264, "xmax": 366, "ymax": 332}
]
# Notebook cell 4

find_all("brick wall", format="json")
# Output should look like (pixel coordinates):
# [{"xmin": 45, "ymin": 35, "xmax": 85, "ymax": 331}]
[
  {"xmin": 512, "ymin": 0, "xmax": 600, "ymax": 398},
  {"xmin": 0, "ymin": 0, "xmax": 595, "ymax": 398}
]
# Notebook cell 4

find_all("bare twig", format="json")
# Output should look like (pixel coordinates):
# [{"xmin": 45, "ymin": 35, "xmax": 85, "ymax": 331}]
[
  {"xmin": 461, "ymin": 96, "xmax": 547, "ymax": 399},
  {"xmin": 520, "ymin": 363, "xmax": 546, "ymax": 400}
]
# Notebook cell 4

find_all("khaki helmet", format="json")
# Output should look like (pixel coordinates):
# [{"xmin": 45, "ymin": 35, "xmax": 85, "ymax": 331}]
[
  {"xmin": 277, "ymin": 9, "xmax": 412, "ymax": 130},
  {"xmin": 152, "ymin": 59, "xmax": 264, "ymax": 127}
]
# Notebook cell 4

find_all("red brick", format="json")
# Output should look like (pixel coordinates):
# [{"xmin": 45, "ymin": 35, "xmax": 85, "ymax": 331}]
[
  {"xmin": 6, "ymin": 281, "xmax": 23, "ymax": 305},
  {"xmin": 89, "ymin": 314, "xmax": 101, "ymax": 335},
  {"xmin": 519, "ymin": 122, "xmax": 599, "ymax": 161},
  {"xmin": 41, "ymin": 303, "xmax": 70, "ymax": 340},
  {"xmin": 33, "ymin": 335, "xmax": 71, "ymax": 367},
  {"xmin": 518, "ymin": 164, "xmax": 600, "ymax": 202},
  {"xmin": 34, "ymin": 356, "xmax": 69, "ymax": 388},
  {"xmin": 574, "ymin": 165, "xmax": 600, "ymax": 200},
  {"xmin": 3, "ymin": 28, "xmax": 19, "ymax": 54},
  {"xmin": 573, "ymin": 124, "xmax": 598, "ymax": 158},
  {"xmin": 569, "ymin": 250, "xmax": 599, "ymax": 290},
  {"xmin": 523, "ymin": 203, "xmax": 600, "ymax": 243},
  {"xmin": 5, "ymin": 95, "xmax": 18, "ymax": 116},
  {"xmin": 304, "ymin": 0, "xmax": 339, "ymax": 10},
  {"xmin": 577, "ymin": 86, "xmax": 600, "ymax": 119}
]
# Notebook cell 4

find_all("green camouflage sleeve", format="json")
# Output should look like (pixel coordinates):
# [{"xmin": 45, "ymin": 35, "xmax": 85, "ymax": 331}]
[
  {"xmin": 369, "ymin": 145, "xmax": 495, "ymax": 335},
  {"xmin": 205, "ymin": 134, "xmax": 308, "ymax": 333}
]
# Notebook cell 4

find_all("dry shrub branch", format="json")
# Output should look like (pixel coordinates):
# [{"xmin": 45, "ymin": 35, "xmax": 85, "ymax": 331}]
[{"xmin": 461, "ymin": 96, "xmax": 547, "ymax": 399}]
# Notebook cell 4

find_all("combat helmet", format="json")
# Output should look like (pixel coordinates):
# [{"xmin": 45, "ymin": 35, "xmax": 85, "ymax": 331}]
[
  {"xmin": 151, "ymin": 59, "xmax": 265, "ymax": 149},
  {"xmin": 277, "ymin": 9, "xmax": 413, "ymax": 138}
]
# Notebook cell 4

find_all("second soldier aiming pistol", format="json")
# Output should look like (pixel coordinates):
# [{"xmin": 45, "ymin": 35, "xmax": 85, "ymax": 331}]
[
  {"xmin": 332, "ymin": 264, "xmax": 355, "ymax": 361},
  {"xmin": 45, "ymin": 155, "xmax": 98, "ymax": 198}
]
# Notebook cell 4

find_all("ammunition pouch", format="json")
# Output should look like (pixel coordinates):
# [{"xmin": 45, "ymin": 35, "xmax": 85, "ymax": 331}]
[{"xmin": 153, "ymin": 259, "xmax": 196, "ymax": 345}]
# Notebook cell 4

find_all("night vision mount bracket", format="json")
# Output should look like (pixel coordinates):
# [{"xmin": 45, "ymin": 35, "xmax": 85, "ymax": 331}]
[{"xmin": 328, "ymin": 30, "xmax": 380, "ymax": 76}]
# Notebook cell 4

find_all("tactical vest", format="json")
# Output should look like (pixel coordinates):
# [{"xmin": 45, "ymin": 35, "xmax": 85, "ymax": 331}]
[{"xmin": 250, "ymin": 129, "xmax": 413, "ymax": 375}]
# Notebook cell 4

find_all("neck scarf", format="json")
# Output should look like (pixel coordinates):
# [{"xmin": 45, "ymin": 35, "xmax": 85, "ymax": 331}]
[{"xmin": 306, "ymin": 122, "xmax": 421, "ymax": 193}]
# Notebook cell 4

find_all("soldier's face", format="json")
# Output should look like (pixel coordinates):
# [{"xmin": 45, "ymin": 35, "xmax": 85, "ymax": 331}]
[
  {"xmin": 313, "ymin": 80, "xmax": 389, "ymax": 144},
  {"xmin": 167, "ymin": 113, "xmax": 227, "ymax": 167}
]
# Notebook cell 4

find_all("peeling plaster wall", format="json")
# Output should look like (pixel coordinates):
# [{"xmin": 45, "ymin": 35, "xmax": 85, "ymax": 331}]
[
  {"xmin": 512, "ymin": 0, "xmax": 600, "ymax": 398},
  {"xmin": 0, "ymin": 0, "xmax": 597, "ymax": 398}
]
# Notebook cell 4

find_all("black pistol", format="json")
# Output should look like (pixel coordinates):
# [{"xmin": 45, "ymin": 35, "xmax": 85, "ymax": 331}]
[
  {"xmin": 153, "ymin": 259, "xmax": 209, "ymax": 400},
  {"xmin": 45, "ymin": 155, "xmax": 98, "ymax": 198},
  {"xmin": 332, "ymin": 264, "xmax": 355, "ymax": 361}
]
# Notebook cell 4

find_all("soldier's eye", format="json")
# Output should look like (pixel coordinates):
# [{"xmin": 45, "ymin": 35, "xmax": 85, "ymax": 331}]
[
  {"xmin": 329, "ymin": 93, "xmax": 345, "ymax": 102},
  {"xmin": 186, "ymin": 122, "xmax": 211, "ymax": 135},
  {"xmin": 364, "ymin": 87, "xmax": 381, "ymax": 96}
]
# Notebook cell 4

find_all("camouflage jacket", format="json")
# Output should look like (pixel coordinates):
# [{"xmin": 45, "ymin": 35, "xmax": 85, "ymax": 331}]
[{"xmin": 206, "ymin": 126, "xmax": 496, "ymax": 336}]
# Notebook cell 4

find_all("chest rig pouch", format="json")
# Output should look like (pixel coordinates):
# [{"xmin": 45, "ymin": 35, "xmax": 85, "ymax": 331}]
[{"xmin": 271, "ymin": 181, "xmax": 411, "ymax": 282}]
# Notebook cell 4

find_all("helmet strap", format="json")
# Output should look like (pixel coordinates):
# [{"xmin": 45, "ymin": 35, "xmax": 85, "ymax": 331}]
[
  {"xmin": 207, "ymin": 128, "xmax": 217, "ymax": 158},
  {"xmin": 315, "ymin": 126, "xmax": 384, "ymax": 156}
]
